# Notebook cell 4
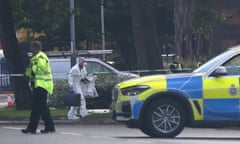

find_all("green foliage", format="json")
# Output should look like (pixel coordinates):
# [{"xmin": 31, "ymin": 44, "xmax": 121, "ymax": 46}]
[
  {"xmin": 11, "ymin": 0, "xmax": 175, "ymax": 70},
  {"xmin": 0, "ymin": 107, "xmax": 30, "ymax": 118},
  {"xmin": 0, "ymin": 107, "xmax": 68, "ymax": 119},
  {"xmin": 192, "ymin": 0, "xmax": 226, "ymax": 39},
  {"xmin": 48, "ymin": 80, "xmax": 69, "ymax": 108},
  {"xmin": 11, "ymin": 0, "xmax": 70, "ymax": 49},
  {"xmin": 11, "ymin": 0, "xmax": 101, "ymax": 51},
  {"xmin": 95, "ymin": 73, "xmax": 122, "ymax": 88}
]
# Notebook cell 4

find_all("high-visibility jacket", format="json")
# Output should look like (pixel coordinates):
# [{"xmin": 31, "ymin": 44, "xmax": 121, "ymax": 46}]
[
  {"xmin": 25, "ymin": 51, "xmax": 54, "ymax": 94},
  {"xmin": 169, "ymin": 62, "xmax": 183, "ymax": 73},
  {"xmin": 197, "ymin": 62, "xmax": 202, "ymax": 68}
]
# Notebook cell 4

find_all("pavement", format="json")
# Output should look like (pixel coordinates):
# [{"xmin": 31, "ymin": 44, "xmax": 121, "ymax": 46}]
[{"xmin": 0, "ymin": 109, "xmax": 120, "ymax": 125}]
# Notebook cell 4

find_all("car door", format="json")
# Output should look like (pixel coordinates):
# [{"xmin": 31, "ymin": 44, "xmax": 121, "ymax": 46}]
[
  {"xmin": 86, "ymin": 61, "xmax": 114, "ymax": 75},
  {"xmin": 203, "ymin": 54, "xmax": 240, "ymax": 120}
]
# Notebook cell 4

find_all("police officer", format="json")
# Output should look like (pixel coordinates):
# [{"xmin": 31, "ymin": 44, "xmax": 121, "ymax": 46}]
[
  {"xmin": 196, "ymin": 55, "xmax": 207, "ymax": 68},
  {"xmin": 169, "ymin": 55, "xmax": 183, "ymax": 73},
  {"xmin": 22, "ymin": 41, "xmax": 55, "ymax": 134}
]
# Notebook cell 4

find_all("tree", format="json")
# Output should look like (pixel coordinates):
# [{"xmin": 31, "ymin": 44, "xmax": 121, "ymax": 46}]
[
  {"xmin": 192, "ymin": 0, "xmax": 225, "ymax": 57},
  {"xmin": 0, "ymin": 0, "xmax": 31, "ymax": 109},
  {"xmin": 105, "ymin": 0, "xmax": 174, "ymax": 70},
  {"xmin": 11, "ymin": 0, "xmax": 174, "ymax": 71},
  {"xmin": 192, "ymin": 0, "xmax": 224, "ymax": 39},
  {"xmin": 174, "ymin": 0, "xmax": 224, "ymax": 60},
  {"xmin": 12, "ymin": 0, "xmax": 70, "ymax": 51},
  {"xmin": 105, "ymin": 0, "xmax": 137, "ymax": 70},
  {"xmin": 131, "ymin": 0, "xmax": 163, "ymax": 71},
  {"xmin": 174, "ymin": 0, "xmax": 195, "ymax": 60},
  {"xmin": 11, "ymin": 0, "xmax": 102, "ymax": 51}
]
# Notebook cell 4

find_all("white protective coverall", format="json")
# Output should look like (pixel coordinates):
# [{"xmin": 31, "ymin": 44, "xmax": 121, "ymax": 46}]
[
  {"xmin": 67, "ymin": 59, "xmax": 89, "ymax": 120},
  {"xmin": 82, "ymin": 75, "xmax": 98, "ymax": 98}
]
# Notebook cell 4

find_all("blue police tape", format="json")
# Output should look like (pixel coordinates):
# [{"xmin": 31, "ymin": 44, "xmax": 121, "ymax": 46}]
[
  {"xmin": 0, "ymin": 74, "xmax": 24, "ymax": 77},
  {"xmin": 0, "ymin": 68, "xmax": 193, "ymax": 77}
]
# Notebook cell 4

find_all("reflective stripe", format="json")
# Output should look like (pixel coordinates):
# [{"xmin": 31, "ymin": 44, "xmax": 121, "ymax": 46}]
[
  {"xmin": 34, "ymin": 78, "xmax": 52, "ymax": 81},
  {"xmin": 36, "ymin": 67, "xmax": 51, "ymax": 75},
  {"xmin": 189, "ymin": 99, "xmax": 203, "ymax": 120}
]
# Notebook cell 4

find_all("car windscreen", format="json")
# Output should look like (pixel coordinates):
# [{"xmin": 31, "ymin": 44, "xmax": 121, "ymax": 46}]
[
  {"xmin": 193, "ymin": 49, "xmax": 236, "ymax": 73},
  {"xmin": 86, "ymin": 61, "xmax": 114, "ymax": 75}
]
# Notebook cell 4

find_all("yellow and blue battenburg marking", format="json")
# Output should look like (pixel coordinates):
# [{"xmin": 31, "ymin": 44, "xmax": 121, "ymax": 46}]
[
  {"xmin": 203, "ymin": 77, "xmax": 240, "ymax": 120},
  {"xmin": 132, "ymin": 74, "xmax": 240, "ymax": 121},
  {"xmin": 167, "ymin": 75, "xmax": 203, "ymax": 120}
]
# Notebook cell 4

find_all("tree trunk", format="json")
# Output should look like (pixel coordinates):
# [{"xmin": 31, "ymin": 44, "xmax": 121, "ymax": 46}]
[
  {"xmin": 131, "ymin": 0, "xmax": 163, "ymax": 72},
  {"xmin": 0, "ymin": 0, "xmax": 31, "ymax": 110},
  {"xmin": 114, "ymin": 30, "xmax": 137, "ymax": 70},
  {"xmin": 174, "ymin": 0, "xmax": 195, "ymax": 60}
]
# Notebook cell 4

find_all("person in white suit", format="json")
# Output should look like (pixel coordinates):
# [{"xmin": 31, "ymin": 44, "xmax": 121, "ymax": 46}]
[{"xmin": 67, "ymin": 57, "xmax": 89, "ymax": 120}]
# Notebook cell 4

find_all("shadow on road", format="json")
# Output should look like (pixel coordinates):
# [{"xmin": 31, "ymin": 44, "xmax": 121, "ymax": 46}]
[
  {"xmin": 176, "ymin": 137, "xmax": 240, "ymax": 140},
  {"xmin": 115, "ymin": 136, "xmax": 151, "ymax": 139}
]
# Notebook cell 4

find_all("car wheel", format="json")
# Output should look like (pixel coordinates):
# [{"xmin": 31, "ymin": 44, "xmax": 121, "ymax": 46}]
[{"xmin": 141, "ymin": 99, "xmax": 185, "ymax": 138}]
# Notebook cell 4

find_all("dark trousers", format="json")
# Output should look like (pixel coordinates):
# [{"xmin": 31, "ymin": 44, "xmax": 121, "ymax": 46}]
[{"xmin": 27, "ymin": 87, "xmax": 55, "ymax": 131}]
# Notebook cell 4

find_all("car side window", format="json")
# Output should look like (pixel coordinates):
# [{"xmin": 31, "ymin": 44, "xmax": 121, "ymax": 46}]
[
  {"xmin": 222, "ymin": 54, "xmax": 240, "ymax": 76},
  {"xmin": 86, "ymin": 61, "xmax": 112, "ymax": 74}
]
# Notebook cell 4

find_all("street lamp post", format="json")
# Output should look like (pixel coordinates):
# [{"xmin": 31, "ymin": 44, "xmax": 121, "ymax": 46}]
[
  {"xmin": 70, "ymin": 0, "xmax": 76, "ymax": 66},
  {"xmin": 100, "ymin": 0, "xmax": 106, "ymax": 61}
]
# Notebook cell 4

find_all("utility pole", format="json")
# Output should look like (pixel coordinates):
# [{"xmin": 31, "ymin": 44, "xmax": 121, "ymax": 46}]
[
  {"xmin": 70, "ymin": 0, "xmax": 76, "ymax": 66},
  {"xmin": 100, "ymin": 0, "xmax": 106, "ymax": 61}
]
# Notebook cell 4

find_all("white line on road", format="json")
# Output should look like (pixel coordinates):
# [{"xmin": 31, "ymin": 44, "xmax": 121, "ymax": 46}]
[
  {"xmin": 132, "ymin": 140, "xmax": 152, "ymax": 144},
  {"xmin": 60, "ymin": 132, "xmax": 83, "ymax": 136},
  {"xmin": 3, "ymin": 126, "xmax": 22, "ymax": 130},
  {"xmin": 60, "ymin": 131, "xmax": 151, "ymax": 143}
]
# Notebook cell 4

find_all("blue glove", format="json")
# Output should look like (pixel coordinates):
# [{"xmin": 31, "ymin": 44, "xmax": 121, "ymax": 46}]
[{"xmin": 69, "ymin": 86, "xmax": 74, "ymax": 93}]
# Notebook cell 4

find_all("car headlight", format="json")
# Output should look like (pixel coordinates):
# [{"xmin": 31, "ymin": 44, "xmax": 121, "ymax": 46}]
[{"xmin": 121, "ymin": 85, "xmax": 150, "ymax": 96}]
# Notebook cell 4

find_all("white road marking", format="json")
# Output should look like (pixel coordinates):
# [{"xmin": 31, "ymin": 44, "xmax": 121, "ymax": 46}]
[
  {"xmin": 0, "ymin": 127, "xmax": 162, "ymax": 144},
  {"xmin": 60, "ymin": 131, "xmax": 151, "ymax": 143},
  {"xmin": 60, "ymin": 132, "xmax": 83, "ymax": 136},
  {"xmin": 3, "ymin": 126, "xmax": 22, "ymax": 130},
  {"xmin": 130, "ymin": 140, "xmax": 152, "ymax": 144}
]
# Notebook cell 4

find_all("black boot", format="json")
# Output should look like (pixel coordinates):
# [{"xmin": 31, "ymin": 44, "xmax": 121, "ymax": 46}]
[
  {"xmin": 21, "ymin": 129, "xmax": 36, "ymax": 134},
  {"xmin": 40, "ymin": 129, "xmax": 55, "ymax": 134}
]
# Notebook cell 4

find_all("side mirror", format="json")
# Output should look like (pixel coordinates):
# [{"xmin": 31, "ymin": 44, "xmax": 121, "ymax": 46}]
[{"xmin": 211, "ymin": 66, "xmax": 227, "ymax": 77}]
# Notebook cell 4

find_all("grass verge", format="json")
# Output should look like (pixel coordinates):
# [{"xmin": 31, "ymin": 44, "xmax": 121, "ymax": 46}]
[
  {"xmin": 0, "ymin": 107, "xmax": 111, "ymax": 120},
  {"xmin": 0, "ymin": 107, "xmax": 68, "ymax": 119}
]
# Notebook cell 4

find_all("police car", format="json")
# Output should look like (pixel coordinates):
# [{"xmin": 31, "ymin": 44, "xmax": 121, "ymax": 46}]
[{"xmin": 112, "ymin": 45, "xmax": 240, "ymax": 138}]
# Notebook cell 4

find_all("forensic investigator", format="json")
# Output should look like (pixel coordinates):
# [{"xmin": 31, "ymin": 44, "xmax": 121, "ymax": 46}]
[{"xmin": 67, "ymin": 57, "xmax": 89, "ymax": 120}]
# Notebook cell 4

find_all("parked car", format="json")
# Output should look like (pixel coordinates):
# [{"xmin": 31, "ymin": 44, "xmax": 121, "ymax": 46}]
[
  {"xmin": 49, "ymin": 57, "xmax": 138, "ymax": 80},
  {"xmin": 112, "ymin": 45, "xmax": 240, "ymax": 138},
  {"xmin": 49, "ymin": 57, "xmax": 138, "ymax": 109}
]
